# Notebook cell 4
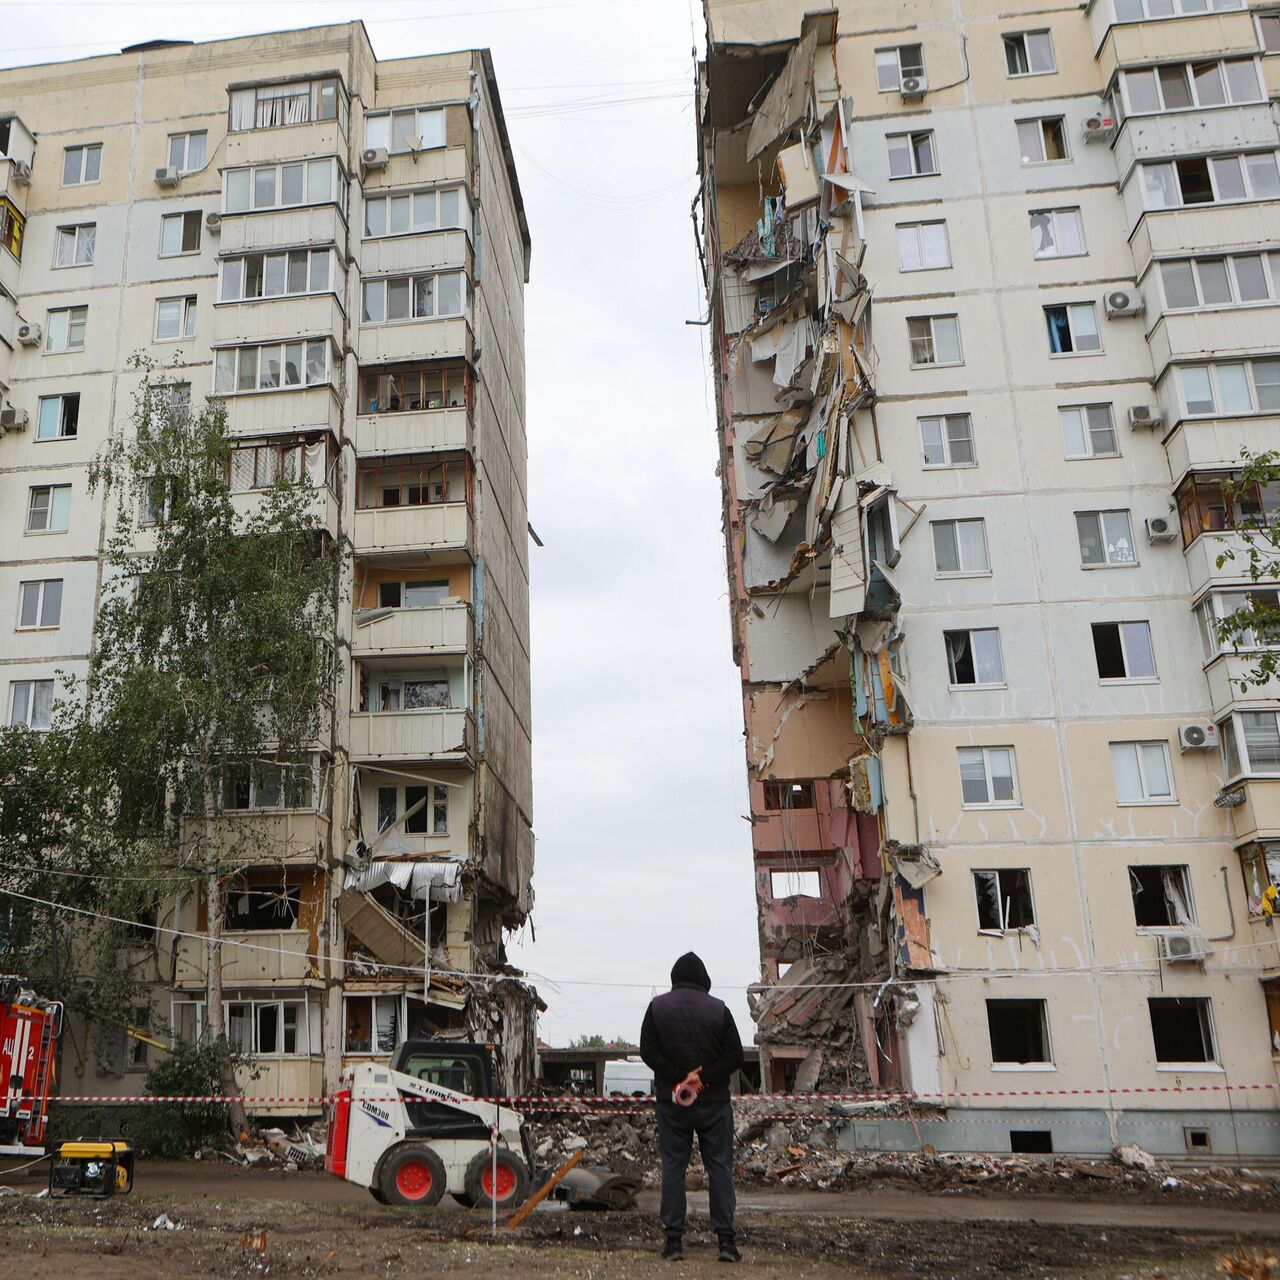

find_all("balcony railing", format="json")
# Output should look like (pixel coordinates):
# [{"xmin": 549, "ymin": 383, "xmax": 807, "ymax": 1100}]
[
  {"xmin": 218, "ymin": 204, "xmax": 348, "ymax": 256},
  {"xmin": 230, "ymin": 485, "xmax": 338, "ymax": 537},
  {"xmin": 184, "ymin": 810, "xmax": 330, "ymax": 864},
  {"xmin": 213, "ymin": 293, "xmax": 345, "ymax": 346},
  {"xmin": 352, "ymin": 602, "xmax": 472, "ymax": 657},
  {"xmin": 357, "ymin": 316, "xmax": 470, "ymax": 365},
  {"xmin": 346, "ymin": 707, "xmax": 474, "ymax": 761},
  {"xmin": 351, "ymin": 501, "xmax": 471, "ymax": 554},
  {"xmin": 174, "ymin": 929, "xmax": 315, "ymax": 986},
  {"xmin": 355, "ymin": 406, "xmax": 471, "ymax": 457}
]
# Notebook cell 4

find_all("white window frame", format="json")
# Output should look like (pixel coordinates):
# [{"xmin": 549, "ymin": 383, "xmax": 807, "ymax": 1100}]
[
  {"xmin": 1142, "ymin": 151, "xmax": 1280, "ymax": 210},
  {"xmin": 1114, "ymin": 0, "xmax": 1242, "ymax": 19},
  {"xmin": 360, "ymin": 272, "xmax": 468, "ymax": 325},
  {"xmin": 887, "ymin": 130, "xmax": 939, "ymax": 179},
  {"xmin": 973, "ymin": 868, "xmax": 1036, "ymax": 933},
  {"xmin": 1119, "ymin": 57, "xmax": 1264, "ymax": 116},
  {"xmin": 896, "ymin": 220, "xmax": 951, "ymax": 272},
  {"xmin": 174, "ymin": 996, "xmax": 317, "ymax": 1058},
  {"xmin": 1045, "ymin": 302, "xmax": 1101, "ymax": 356},
  {"xmin": 53, "ymin": 223, "xmax": 95, "ymax": 268},
  {"xmin": 221, "ymin": 757, "xmax": 317, "ymax": 812},
  {"xmin": 167, "ymin": 130, "xmax": 207, "ymax": 173},
  {"xmin": 219, "ymin": 248, "xmax": 338, "ymax": 303},
  {"xmin": 229, "ymin": 77, "xmax": 345, "ymax": 133},
  {"xmin": 343, "ymin": 993, "xmax": 407, "ymax": 1055},
  {"xmin": 154, "ymin": 295, "xmax": 197, "ymax": 342},
  {"xmin": 45, "ymin": 306, "xmax": 86, "ymax": 353},
  {"xmin": 987, "ymin": 997, "xmax": 1053, "ymax": 1068},
  {"xmin": 1149, "ymin": 996, "xmax": 1219, "ymax": 1070},
  {"xmin": 1197, "ymin": 588, "xmax": 1280, "ymax": 658},
  {"xmin": 25, "ymin": 484, "xmax": 71, "ymax": 534},
  {"xmin": 1130, "ymin": 864, "xmax": 1196, "ymax": 929},
  {"xmin": 363, "ymin": 186, "xmax": 467, "ymax": 239},
  {"xmin": 158, "ymin": 210, "xmax": 201, "ymax": 258},
  {"xmin": 932, "ymin": 518, "xmax": 991, "ymax": 577},
  {"xmin": 1076, "ymin": 509, "xmax": 1137, "ymax": 568},
  {"xmin": 9, "ymin": 679, "xmax": 54, "ymax": 730},
  {"xmin": 377, "ymin": 781, "xmax": 450, "ymax": 836},
  {"xmin": 874, "ymin": 44, "xmax": 925, "ymax": 92},
  {"xmin": 213, "ymin": 340, "xmax": 333, "ymax": 396},
  {"xmin": 364, "ymin": 105, "xmax": 446, "ymax": 154},
  {"xmin": 1030, "ymin": 207, "xmax": 1086, "ymax": 260},
  {"xmin": 16, "ymin": 579, "xmax": 62, "ymax": 631},
  {"xmin": 1259, "ymin": 11, "xmax": 1280, "ymax": 53},
  {"xmin": 907, "ymin": 314, "xmax": 962, "ymax": 367},
  {"xmin": 919, "ymin": 413, "xmax": 975, "ymax": 467},
  {"xmin": 1220, "ymin": 709, "xmax": 1280, "ymax": 779},
  {"xmin": 1060, "ymin": 404, "xmax": 1119, "ymax": 459},
  {"xmin": 1004, "ymin": 30, "xmax": 1056, "ymax": 77},
  {"xmin": 1177, "ymin": 360, "xmax": 1280, "ymax": 416},
  {"xmin": 1159, "ymin": 253, "xmax": 1280, "ymax": 312},
  {"xmin": 222, "ymin": 158, "xmax": 340, "ymax": 215},
  {"xmin": 1110, "ymin": 741, "xmax": 1176, "ymax": 805},
  {"xmin": 958, "ymin": 745, "xmax": 1021, "ymax": 809},
  {"xmin": 61, "ymin": 143, "xmax": 101, "ymax": 187},
  {"xmin": 1017, "ymin": 116, "xmax": 1069, "ymax": 165},
  {"xmin": 945, "ymin": 627, "xmax": 1006, "ymax": 688},
  {"xmin": 1093, "ymin": 620, "xmax": 1157, "ymax": 682},
  {"xmin": 36, "ymin": 393, "xmax": 79, "ymax": 442}
]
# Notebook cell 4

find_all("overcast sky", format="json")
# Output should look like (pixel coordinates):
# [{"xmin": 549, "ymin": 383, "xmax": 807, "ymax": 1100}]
[{"xmin": 1, "ymin": 0, "xmax": 757, "ymax": 1045}]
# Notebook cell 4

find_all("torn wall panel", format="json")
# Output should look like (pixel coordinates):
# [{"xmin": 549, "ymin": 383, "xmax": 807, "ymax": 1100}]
[
  {"xmin": 827, "ymin": 487, "xmax": 865, "ymax": 619},
  {"xmin": 743, "ymin": 592, "xmax": 841, "ymax": 684},
  {"xmin": 747, "ymin": 685, "xmax": 858, "ymax": 779},
  {"xmin": 746, "ymin": 24, "xmax": 817, "ymax": 160}
]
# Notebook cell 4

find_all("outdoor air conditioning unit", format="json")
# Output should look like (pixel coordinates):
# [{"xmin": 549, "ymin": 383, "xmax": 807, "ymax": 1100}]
[
  {"xmin": 205, "ymin": 211, "xmax": 222, "ymax": 234},
  {"xmin": 1082, "ymin": 114, "xmax": 1116, "ymax": 143},
  {"xmin": 361, "ymin": 147, "xmax": 389, "ymax": 171},
  {"xmin": 1146, "ymin": 515, "xmax": 1177, "ymax": 543},
  {"xmin": 1157, "ymin": 929, "xmax": 1208, "ymax": 964},
  {"xmin": 154, "ymin": 165, "xmax": 181, "ymax": 188},
  {"xmin": 900, "ymin": 75, "xmax": 927, "ymax": 102},
  {"xmin": 10, "ymin": 160, "xmax": 32, "ymax": 185},
  {"xmin": 1128, "ymin": 405, "xmax": 1163, "ymax": 431},
  {"xmin": 1105, "ymin": 288, "xmax": 1144, "ymax": 318},
  {"xmin": 17, "ymin": 322, "xmax": 41, "ymax": 347},
  {"xmin": 0, "ymin": 407, "xmax": 30, "ymax": 433},
  {"xmin": 1178, "ymin": 723, "xmax": 1219, "ymax": 753}
]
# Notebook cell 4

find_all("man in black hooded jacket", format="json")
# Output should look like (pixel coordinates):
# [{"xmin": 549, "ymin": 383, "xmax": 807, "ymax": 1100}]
[{"xmin": 639, "ymin": 951, "xmax": 744, "ymax": 1263}]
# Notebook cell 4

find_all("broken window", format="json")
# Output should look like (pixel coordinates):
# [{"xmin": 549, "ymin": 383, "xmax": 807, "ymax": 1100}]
[
  {"xmin": 987, "ymin": 999, "xmax": 1051, "ymax": 1064},
  {"xmin": 932, "ymin": 519, "xmax": 990, "ymax": 576},
  {"xmin": 886, "ymin": 130, "xmax": 938, "ymax": 179},
  {"xmin": 225, "ymin": 882, "xmax": 301, "ymax": 930},
  {"xmin": 220, "ymin": 759, "xmax": 314, "ymax": 811},
  {"xmin": 1239, "ymin": 842, "xmax": 1280, "ymax": 915},
  {"xmin": 1075, "ymin": 510, "xmax": 1135, "ymax": 566},
  {"xmin": 129, "ymin": 1006, "xmax": 151, "ymax": 1069},
  {"xmin": 762, "ymin": 781, "xmax": 815, "ymax": 810},
  {"xmin": 1149, "ymin": 997, "xmax": 1216, "ymax": 1064},
  {"xmin": 769, "ymin": 869, "xmax": 822, "ymax": 899},
  {"xmin": 1059, "ymin": 405, "xmax": 1116, "ymax": 458},
  {"xmin": 945, "ymin": 629, "xmax": 1005, "ymax": 687},
  {"xmin": 919, "ymin": 414, "xmax": 974, "ymax": 466},
  {"xmin": 1129, "ymin": 865, "xmax": 1194, "ymax": 927},
  {"xmin": 36, "ymin": 394, "xmax": 79, "ymax": 442},
  {"xmin": 1143, "ymin": 152, "xmax": 1280, "ymax": 209},
  {"xmin": 1030, "ymin": 207, "xmax": 1085, "ymax": 260},
  {"xmin": 1017, "ymin": 116, "xmax": 1068, "ymax": 164},
  {"xmin": 974, "ymin": 869, "xmax": 1035, "ymax": 931},
  {"xmin": 344, "ymin": 994, "xmax": 401, "ymax": 1054},
  {"xmin": 907, "ymin": 314, "xmax": 961, "ymax": 365},
  {"xmin": 404, "ymin": 784, "xmax": 450, "ymax": 835},
  {"xmin": 1092, "ymin": 621, "xmax": 1156, "ymax": 680},
  {"xmin": 358, "ymin": 363, "xmax": 468, "ymax": 413},
  {"xmin": 375, "ymin": 678, "xmax": 451, "ymax": 711},
  {"xmin": 865, "ymin": 493, "xmax": 901, "ymax": 567},
  {"xmin": 1045, "ymin": 303, "xmax": 1101, "ymax": 355},
  {"xmin": 1111, "ymin": 742, "xmax": 1175, "ymax": 804},
  {"xmin": 1264, "ymin": 979, "xmax": 1280, "ymax": 1054},
  {"xmin": 1004, "ymin": 31, "xmax": 1055, "ymax": 76},
  {"xmin": 356, "ymin": 457, "xmax": 467, "ymax": 508},
  {"xmin": 958, "ymin": 746, "xmax": 1019, "ymax": 807}
]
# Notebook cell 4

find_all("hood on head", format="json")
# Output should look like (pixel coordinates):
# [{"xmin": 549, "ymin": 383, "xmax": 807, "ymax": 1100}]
[{"xmin": 670, "ymin": 952, "xmax": 711, "ymax": 992}]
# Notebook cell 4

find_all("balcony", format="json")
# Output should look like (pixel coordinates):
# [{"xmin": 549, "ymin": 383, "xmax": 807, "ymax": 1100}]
[
  {"xmin": 230, "ymin": 484, "xmax": 338, "ymax": 538},
  {"xmin": 1223, "ymin": 777, "xmax": 1280, "ymax": 843},
  {"xmin": 1148, "ymin": 305, "xmax": 1280, "ymax": 378},
  {"xmin": 217, "ymin": 204, "xmax": 348, "ymax": 256},
  {"xmin": 347, "ymin": 707, "xmax": 475, "ymax": 762},
  {"xmin": 1166, "ymin": 416, "xmax": 1280, "ymax": 485},
  {"xmin": 353, "ymin": 502, "xmax": 471, "ymax": 555},
  {"xmin": 184, "ymin": 811, "xmax": 330, "ymax": 865},
  {"xmin": 237, "ymin": 1056, "xmax": 324, "ymax": 1116},
  {"xmin": 1205, "ymin": 652, "xmax": 1280, "ymax": 715},
  {"xmin": 222, "ymin": 384, "xmax": 342, "ymax": 440},
  {"xmin": 174, "ymin": 929, "xmax": 316, "ymax": 987},
  {"xmin": 360, "ymin": 148, "xmax": 468, "ymax": 195},
  {"xmin": 358, "ymin": 316, "xmax": 470, "ymax": 364},
  {"xmin": 225, "ymin": 121, "xmax": 347, "ymax": 169},
  {"xmin": 1131, "ymin": 202, "xmax": 1280, "ymax": 276},
  {"xmin": 1184, "ymin": 530, "xmax": 1254, "ymax": 595},
  {"xmin": 353, "ymin": 602, "xmax": 472, "ymax": 657},
  {"xmin": 1114, "ymin": 105, "xmax": 1280, "ymax": 181},
  {"xmin": 356, "ymin": 407, "xmax": 471, "ymax": 457},
  {"xmin": 1094, "ymin": 9, "xmax": 1260, "ymax": 77},
  {"xmin": 0, "ymin": 244, "xmax": 18, "ymax": 300},
  {"xmin": 213, "ymin": 293, "xmax": 345, "ymax": 346},
  {"xmin": 360, "ymin": 230, "xmax": 470, "ymax": 278}
]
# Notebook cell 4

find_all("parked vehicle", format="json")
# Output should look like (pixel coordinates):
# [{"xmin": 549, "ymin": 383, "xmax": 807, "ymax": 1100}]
[
  {"xmin": 0, "ymin": 976, "xmax": 62, "ymax": 1156},
  {"xmin": 602, "ymin": 1057, "xmax": 654, "ymax": 1098}
]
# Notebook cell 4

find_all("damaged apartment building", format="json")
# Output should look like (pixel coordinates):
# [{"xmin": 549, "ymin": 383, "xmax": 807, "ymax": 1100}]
[
  {"xmin": 0, "ymin": 22, "xmax": 537, "ymax": 1106},
  {"xmin": 699, "ymin": 0, "xmax": 1280, "ymax": 1156}
]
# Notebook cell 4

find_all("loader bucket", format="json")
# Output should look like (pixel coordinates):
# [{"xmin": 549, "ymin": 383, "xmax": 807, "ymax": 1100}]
[{"xmin": 551, "ymin": 1165, "xmax": 640, "ymax": 1211}]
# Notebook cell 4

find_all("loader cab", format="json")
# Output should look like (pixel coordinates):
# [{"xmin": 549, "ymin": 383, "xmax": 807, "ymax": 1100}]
[{"xmin": 389, "ymin": 1040, "xmax": 499, "ymax": 1141}]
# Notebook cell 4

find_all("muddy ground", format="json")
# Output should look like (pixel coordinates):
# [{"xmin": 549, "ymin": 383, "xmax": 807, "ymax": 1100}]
[{"xmin": 2, "ymin": 1164, "xmax": 1280, "ymax": 1278}]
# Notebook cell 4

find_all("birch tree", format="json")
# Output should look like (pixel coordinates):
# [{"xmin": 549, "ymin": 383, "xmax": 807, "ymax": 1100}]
[{"xmin": 1217, "ymin": 452, "xmax": 1280, "ymax": 690}]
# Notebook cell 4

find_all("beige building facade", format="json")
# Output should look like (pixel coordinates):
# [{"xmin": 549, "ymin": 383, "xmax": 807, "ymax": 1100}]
[
  {"xmin": 700, "ymin": 0, "xmax": 1280, "ymax": 1155},
  {"xmin": 0, "ymin": 23, "xmax": 536, "ymax": 1105}
]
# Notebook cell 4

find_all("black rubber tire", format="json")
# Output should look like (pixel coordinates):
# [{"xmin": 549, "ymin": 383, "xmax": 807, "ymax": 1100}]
[
  {"xmin": 378, "ymin": 1143, "xmax": 447, "ymax": 1207},
  {"xmin": 370, "ymin": 1187, "xmax": 389, "ymax": 1205},
  {"xmin": 451, "ymin": 1192, "xmax": 476, "ymax": 1208},
  {"xmin": 462, "ymin": 1148, "xmax": 530, "ymax": 1212}
]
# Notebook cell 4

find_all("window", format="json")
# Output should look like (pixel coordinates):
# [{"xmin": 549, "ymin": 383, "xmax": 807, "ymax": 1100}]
[
  {"xmin": 223, "ymin": 159, "xmax": 338, "ymax": 214},
  {"xmin": 895, "ymin": 220, "xmax": 950, "ymax": 272},
  {"xmin": 945, "ymin": 629, "xmax": 1005, "ymax": 687},
  {"xmin": 17, "ymin": 580, "xmax": 62, "ymax": 630},
  {"xmin": 365, "ymin": 105, "xmax": 446, "ymax": 153},
  {"xmin": 887, "ymin": 130, "xmax": 938, "ymax": 179},
  {"xmin": 174, "ymin": 997, "xmax": 316, "ymax": 1057},
  {"xmin": 364, "ymin": 187, "xmax": 465, "ymax": 237},
  {"xmin": 358, "ymin": 363, "xmax": 468, "ymax": 414},
  {"xmin": 1004, "ymin": 31, "xmax": 1055, "ymax": 76},
  {"xmin": 907, "ymin": 314, "xmax": 961, "ymax": 366},
  {"xmin": 228, "ymin": 437, "xmax": 332, "ymax": 493},
  {"xmin": 366, "ymin": 676, "xmax": 452, "ymax": 712},
  {"xmin": 45, "ymin": 306, "xmax": 87, "ymax": 352},
  {"xmin": 932, "ymin": 519, "xmax": 990, "ymax": 575},
  {"xmin": 36, "ymin": 393, "xmax": 79, "ymax": 441},
  {"xmin": 1045, "ymin": 303, "xmax": 1100, "ymax": 355},
  {"xmin": 344, "ymin": 994, "xmax": 401, "ymax": 1054},
  {"xmin": 0, "ymin": 197, "xmax": 24, "ymax": 261},
  {"xmin": 356, "ymin": 457, "xmax": 467, "ymax": 509},
  {"xmin": 958, "ymin": 746, "xmax": 1019, "ymax": 806},
  {"xmin": 1261, "ymin": 14, "xmax": 1280, "ymax": 53},
  {"xmin": 1221, "ymin": 710, "xmax": 1280, "ymax": 778},
  {"xmin": 376, "ymin": 783, "xmax": 449, "ymax": 836},
  {"xmin": 53, "ymin": 223, "xmax": 95, "ymax": 267},
  {"xmin": 770, "ymin": 869, "xmax": 822, "ymax": 898},
  {"xmin": 1197, "ymin": 589, "xmax": 1280, "ymax": 657},
  {"xmin": 361, "ymin": 272, "xmax": 467, "ymax": 323},
  {"xmin": 875, "ymin": 44, "xmax": 924, "ymax": 91},
  {"xmin": 1017, "ymin": 117, "xmax": 1068, "ymax": 164},
  {"xmin": 139, "ymin": 476, "xmax": 175, "ymax": 527},
  {"xmin": 920, "ymin": 414, "xmax": 975, "ymax": 467},
  {"xmin": 376, "ymin": 579, "xmax": 453, "ymax": 608},
  {"xmin": 225, "ymin": 882, "xmax": 301, "ymax": 930},
  {"xmin": 230, "ymin": 77, "xmax": 345, "ymax": 132},
  {"xmin": 865, "ymin": 493, "xmax": 901, "ymax": 567},
  {"xmin": 1092, "ymin": 621, "xmax": 1156, "ymax": 680},
  {"xmin": 987, "ymin": 999, "xmax": 1051, "ymax": 1065},
  {"xmin": 1130, "ymin": 865, "xmax": 1194, "ymax": 927},
  {"xmin": 1121, "ymin": 59, "xmax": 1263, "ymax": 115},
  {"xmin": 154, "ymin": 296, "xmax": 197, "ymax": 342},
  {"xmin": 221, "ymin": 760, "xmax": 315, "ymax": 811},
  {"xmin": 62, "ymin": 143, "xmax": 101, "ymax": 186},
  {"xmin": 1176, "ymin": 361, "xmax": 1280, "ymax": 416},
  {"xmin": 9, "ymin": 679, "xmax": 53, "ymax": 730},
  {"xmin": 168, "ymin": 131, "xmax": 207, "ymax": 172},
  {"xmin": 26, "ymin": 485, "xmax": 71, "ymax": 533},
  {"xmin": 1160, "ymin": 254, "xmax": 1280, "ymax": 310},
  {"xmin": 1076, "ymin": 510, "xmax": 1136, "ymax": 567},
  {"xmin": 1059, "ymin": 405, "xmax": 1118, "ymax": 459},
  {"xmin": 159, "ymin": 210, "xmax": 201, "ymax": 257},
  {"xmin": 1149, "ymin": 998, "xmax": 1216, "ymax": 1065},
  {"xmin": 974, "ymin": 869, "xmax": 1035, "ymax": 931},
  {"xmin": 213, "ymin": 340, "xmax": 332, "ymax": 394},
  {"xmin": 1143, "ymin": 152, "xmax": 1280, "ymax": 209},
  {"xmin": 762, "ymin": 780, "xmax": 816, "ymax": 810},
  {"xmin": 219, "ymin": 249, "xmax": 337, "ymax": 301},
  {"xmin": 1240, "ymin": 842, "xmax": 1280, "ymax": 916},
  {"xmin": 128, "ymin": 1007, "xmax": 151, "ymax": 1069},
  {"xmin": 1110, "ymin": 741, "xmax": 1175, "ymax": 804},
  {"xmin": 1029, "ymin": 208, "xmax": 1085, "ymax": 260},
  {"xmin": 1115, "ymin": 0, "xmax": 1242, "ymax": 16}
]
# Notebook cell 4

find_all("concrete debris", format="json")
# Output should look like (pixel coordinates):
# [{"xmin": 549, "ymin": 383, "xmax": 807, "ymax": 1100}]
[
  {"xmin": 1114, "ymin": 1144, "xmax": 1157, "ymax": 1171},
  {"xmin": 151, "ymin": 1214, "xmax": 179, "ymax": 1231}
]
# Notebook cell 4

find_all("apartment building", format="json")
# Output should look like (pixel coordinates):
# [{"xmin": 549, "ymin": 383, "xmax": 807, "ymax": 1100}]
[
  {"xmin": 699, "ymin": 0, "xmax": 1280, "ymax": 1155},
  {"xmin": 0, "ymin": 22, "xmax": 536, "ymax": 1105}
]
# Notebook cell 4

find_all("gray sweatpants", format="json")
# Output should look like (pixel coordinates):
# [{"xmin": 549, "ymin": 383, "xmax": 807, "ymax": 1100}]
[{"xmin": 654, "ymin": 1100, "xmax": 736, "ymax": 1240}]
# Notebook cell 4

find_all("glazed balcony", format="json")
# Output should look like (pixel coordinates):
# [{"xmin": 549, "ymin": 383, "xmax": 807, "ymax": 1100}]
[
  {"xmin": 1131, "ymin": 202, "xmax": 1280, "ymax": 277},
  {"xmin": 212, "ymin": 293, "xmax": 345, "ymax": 346},
  {"xmin": 1165, "ymin": 416, "xmax": 1280, "ymax": 486},
  {"xmin": 217, "ymin": 203, "xmax": 348, "ymax": 256},
  {"xmin": 357, "ymin": 316, "xmax": 470, "ymax": 364},
  {"xmin": 221, "ymin": 384, "xmax": 343, "ymax": 440},
  {"xmin": 353, "ymin": 452, "xmax": 472, "ymax": 555},
  {"xmin": 1114, "ymin": 105, "xmax": 1277, "ymax": 179},
  {"xmin": 225, "ymin": 120, "xmax": 347, "ymax": 169},
  {"xmin": 359, "ymin": 229, "xmax": 469, "ymax": 278}
]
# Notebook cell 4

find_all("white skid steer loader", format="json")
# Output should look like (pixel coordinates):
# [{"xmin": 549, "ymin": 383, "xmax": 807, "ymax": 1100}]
[{"xmin": 326, "ymin": 1040, "xmax": 535, "ymax": 1209}]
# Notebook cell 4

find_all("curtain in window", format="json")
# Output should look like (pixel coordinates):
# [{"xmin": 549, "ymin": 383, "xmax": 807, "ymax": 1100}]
[
  {"xmin": 303, "ymin": 441, "xmax": 325, "ymax": 486},
  {"xmin": 230, "ymin": 449, "xmax": 255, "ymax": 492},
  {"xmin": 229, "ymin": 89, "xmax": 255, "ymax": 131},
  {"xmin": 374, "ymin": 998, "xmax": 398, "ymax": 1052},
  {"xmin": 1046, "ymin": 308, "xmax": 1071, "ymax": 353},
  {"xmin": 1161, "ymin": 870, "xmax": 1192, "ymax": 925}
]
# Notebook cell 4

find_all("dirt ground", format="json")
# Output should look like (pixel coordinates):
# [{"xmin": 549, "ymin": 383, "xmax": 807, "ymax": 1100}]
[{"xmin": 2, "ymin": 1163, "xmax": 1279, "ymax": 1278}]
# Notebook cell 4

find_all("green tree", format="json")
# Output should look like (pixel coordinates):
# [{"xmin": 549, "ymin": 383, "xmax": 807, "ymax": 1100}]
[
  {"xmin": 568, "ymin": 1034, "xmax": 636, "ymax": 1049},
  {"xmin": 1218, "ymin": 452, "xmax": 1280, "ymax": 691}
]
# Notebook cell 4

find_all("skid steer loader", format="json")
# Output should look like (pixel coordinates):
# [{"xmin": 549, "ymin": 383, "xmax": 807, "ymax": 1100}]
[{"xmin": 326, "ymin": 1039, "xmax": 536, "ymax": 1209}]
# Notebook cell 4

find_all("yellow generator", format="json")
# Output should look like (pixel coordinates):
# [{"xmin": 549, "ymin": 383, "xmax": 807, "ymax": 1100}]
[{"xmin": 48, "ymin": 1140, "xmax": 136, "ymax": 1198}]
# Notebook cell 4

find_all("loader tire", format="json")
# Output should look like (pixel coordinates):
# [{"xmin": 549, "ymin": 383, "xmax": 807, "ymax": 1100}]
[
  {"xmin": 451, "ymin": 1192, "xmax": 476, "ymax": 1208},
  {"xmin": 463, "ymin": 1148, "xmax": 530, "ymax": 1212},
  {"xmin": 379, "ymin": 1144, "xmax": 447, "ymax": 1207}
]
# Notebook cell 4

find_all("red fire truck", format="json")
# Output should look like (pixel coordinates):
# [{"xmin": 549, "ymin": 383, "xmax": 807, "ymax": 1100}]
[{"xmin": 0, "ymin": 976, "xmax": 62, "ymax": 1156}]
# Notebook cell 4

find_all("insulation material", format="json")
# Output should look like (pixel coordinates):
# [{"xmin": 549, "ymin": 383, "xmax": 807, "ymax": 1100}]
[
  {"xmin": 776, "ymin": 142, "xmax": 821, "ymax": 211},
  {"xmin": 345, "ymin": 859, "xmax": 463, "ymax": 904},
  {"xmin": 827, "ymin": 488, "xmax": 865, "ymax": 618},
  {"xmin": 751, "ymin": 319, "xmax": 810, "ymax": 389},
  {"xmin": 746, "ymin": 25, "xmax": 817, "ymax": 161}
]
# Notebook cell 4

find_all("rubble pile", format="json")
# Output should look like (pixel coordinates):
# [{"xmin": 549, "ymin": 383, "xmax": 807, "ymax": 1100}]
[{"xmin": 198, "ymin": 1120, "xmax": 326, "ymax": 1172}]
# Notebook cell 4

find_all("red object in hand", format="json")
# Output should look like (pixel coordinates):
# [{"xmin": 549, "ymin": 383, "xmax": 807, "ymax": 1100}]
[{"xmin": 672, "ymin": 1082, "xmax": 699, "ymax": 1106}]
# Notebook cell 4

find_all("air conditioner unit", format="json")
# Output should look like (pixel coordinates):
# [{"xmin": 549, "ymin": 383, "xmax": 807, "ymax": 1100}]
[
  {"xmin": 1178, "ymin": 723, "xmax": 1219, "ymax": 752},
  {"xmin": 1146, "ymin": 515, "xmax": 1177, "ymax": 543},
  {"xmin": 1082, "ymin": 114, "xmax": 1116, "ymax": 143},
  {"xmin": 1128, "ymin": 405, "xmax": 1163, "ymax": 431},
  {"xmin": 17, "ymin": 322, "xmax": 42, "ymax": 347},
  {"xmin": 900, "ymin": 75, "xmax": 927, "ymax": 102},
  {"xmin": 10, "ymin": 159, "xmax": 32, "ymax": 185},
  {"xmin": 0, "ymin": 407, "xmax": 30, "ymax": 432},
  {"xmin": 1157, "ymin": 929, "xmax": 1208, "ymax": 964},
  {"xmin": 205, "ymin": 211, "xmax": 222, "ymax": 234},
  {"xmin": 1105, "ymin": 288, "xmax": 1144, "ymax": 318},
  {"xmin": 361, "ymin": 147, "xmax": 389, "ymax": 171},
  {"xmin": 154, "ymin": 165, "xmax": 181, "ymax": 188}
]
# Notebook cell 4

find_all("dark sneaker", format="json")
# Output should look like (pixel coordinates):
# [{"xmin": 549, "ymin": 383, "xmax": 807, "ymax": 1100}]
[
  {"xmin": 661, "ymin": 1238, "xmax": 684, "ymax": 1262},
  {"xmin": 717, "ymin": 1238, "xmax": 741, "ymax": 1263}
]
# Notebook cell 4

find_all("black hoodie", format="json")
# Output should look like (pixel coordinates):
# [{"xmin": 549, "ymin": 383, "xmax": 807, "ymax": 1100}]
[{"xmin": 639, "ymin": 952, "xmax": 744, "ymax": 1104}]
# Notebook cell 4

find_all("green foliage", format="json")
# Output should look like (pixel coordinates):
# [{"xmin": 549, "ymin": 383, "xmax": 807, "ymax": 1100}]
[
  {"xmin": 1218, "ymin": 451, "xmax": 1280, "ymax": 691},
  {"xmin": 134, "ymin": 1037, "xmax": 243, "ymax": 1156},
  {"xmin": 568, "ymin": 1034, "xmax": 636, "ymax": 1049}
]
